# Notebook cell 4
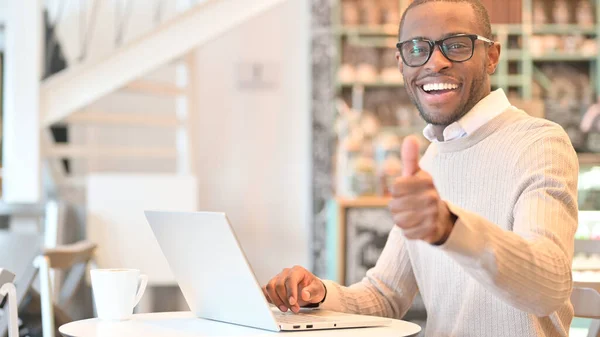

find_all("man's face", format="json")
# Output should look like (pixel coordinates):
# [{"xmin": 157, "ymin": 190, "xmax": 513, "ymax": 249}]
[{"xmin": 397, "ymin": 2, "xmax": 500, "ymax": 126}]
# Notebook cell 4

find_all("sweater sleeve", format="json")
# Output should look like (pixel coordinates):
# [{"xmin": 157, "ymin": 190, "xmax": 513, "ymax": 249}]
[
  {"xmin": 439, "ymin": 131, "xmax": 578, "ymax": 317},
  {"xmin": 319, "ymin": 226, "xmax": 419, "ymax": 319}
]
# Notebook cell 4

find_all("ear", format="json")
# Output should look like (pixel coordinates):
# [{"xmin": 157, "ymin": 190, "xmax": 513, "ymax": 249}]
[
  {"xmin": 396, "ymin": 51, "xmax": 404, "ymax": 73},
  {"xmin": 487, "ymin": 42, "xmax": 501, "ymax": 75}
]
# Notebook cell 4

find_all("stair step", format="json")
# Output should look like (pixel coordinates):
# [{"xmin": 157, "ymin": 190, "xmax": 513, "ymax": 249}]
[
  {"xmin": 41, "ymin": 0, "xmax": 288, "ymax": 127},
  {"xmin": 46, "ymin": 145, "xmax": 178, "ymax": 158},
  {"xmin": 59, "ymin": 177, "xmax": 86, "ymax": 188},
  {"xmin": 124, "ymin": 80, "xmax": 186, "ymax": 96},
  {"xmin": 67, "ymin": 112, "xmax": 181, "ymax": 127}
]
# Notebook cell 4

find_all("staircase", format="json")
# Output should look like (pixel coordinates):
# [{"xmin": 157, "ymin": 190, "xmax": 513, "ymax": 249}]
[{"xmin": 39, "ymin": 0, "xmax": 288, "ymax": 196}]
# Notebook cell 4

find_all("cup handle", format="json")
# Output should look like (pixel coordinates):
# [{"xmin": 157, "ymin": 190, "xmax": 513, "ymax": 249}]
[{"xmin": 133, "ymin": 274, "xmax": 148, "ymax": 308}]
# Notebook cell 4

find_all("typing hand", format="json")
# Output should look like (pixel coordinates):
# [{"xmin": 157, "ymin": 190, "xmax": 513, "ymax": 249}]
[
  {"xmin": 389, "ymin": 135, "xmax": 456, "ymax": 245},
  {"xmin": 262, "ymin": 266, "xmax": 326, "ymax": 314}
]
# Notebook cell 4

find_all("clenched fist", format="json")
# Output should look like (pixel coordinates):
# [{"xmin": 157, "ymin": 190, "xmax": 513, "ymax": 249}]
[
  {"xmin": 262, "ymin": 266, "xmax": 326, "ymax": 313},
  {"xmin": 389, "ymin": 135, "xmax": 456, "ymax": 245}
]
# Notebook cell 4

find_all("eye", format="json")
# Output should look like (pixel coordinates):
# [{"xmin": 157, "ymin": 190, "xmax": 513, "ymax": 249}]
[
  {"xmin": 447, "ymin": 43, "xmax": 469, "ymax": 50},
  {"xmin": 410, "ymin": 47, "xmax": 427, "ymax": 55}
]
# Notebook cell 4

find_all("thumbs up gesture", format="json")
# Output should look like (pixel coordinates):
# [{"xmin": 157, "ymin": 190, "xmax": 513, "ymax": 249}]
[{"xmin": 388, "ymin": 136, "xmax": 456, "ymax": 245}]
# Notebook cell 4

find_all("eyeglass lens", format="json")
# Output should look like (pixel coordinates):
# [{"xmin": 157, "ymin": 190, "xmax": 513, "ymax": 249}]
[{"xmin": 401, "ymin": 35, "xmax": 474, "ymax": 66}]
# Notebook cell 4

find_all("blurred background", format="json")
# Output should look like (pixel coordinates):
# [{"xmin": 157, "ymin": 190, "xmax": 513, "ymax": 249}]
[{"xmin": 0, "ymin": 0, "xmax": 599, "ymax": 336}]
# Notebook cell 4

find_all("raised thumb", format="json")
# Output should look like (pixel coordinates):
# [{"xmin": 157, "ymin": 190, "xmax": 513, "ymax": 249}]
[{"xmin": 401, "ymin": 135, "xmax": 421, "ymax": 177}]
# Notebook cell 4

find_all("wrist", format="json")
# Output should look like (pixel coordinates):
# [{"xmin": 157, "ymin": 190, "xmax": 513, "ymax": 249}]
[
  {"xmin": 319, "ymin": 280, "xmax": 328, "ymax": 303},
  {"xmin": 433, "ymin": 202, "xmax": 457, "ymax": 246}
]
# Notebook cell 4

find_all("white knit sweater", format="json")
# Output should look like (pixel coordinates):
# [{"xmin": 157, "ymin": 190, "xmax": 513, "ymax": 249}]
[{"xmin": 321, "ymin": 107, "xmax": 579, "ymax": 337}]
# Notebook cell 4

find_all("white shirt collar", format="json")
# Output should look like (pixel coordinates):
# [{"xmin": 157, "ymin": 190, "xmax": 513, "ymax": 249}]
[{"xmin": 422, "ymin": 89, "xmax": 512, "ymax": 143}]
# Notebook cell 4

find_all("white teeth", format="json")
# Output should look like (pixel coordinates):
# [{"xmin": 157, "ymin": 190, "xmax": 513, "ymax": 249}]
[{"xmin": 423, "ymin": 83, "xmax": 459, "ymax": 92}]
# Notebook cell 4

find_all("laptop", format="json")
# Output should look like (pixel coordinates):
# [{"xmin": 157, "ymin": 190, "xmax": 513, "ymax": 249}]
[{"xmin": 144, "ymin": 210, "xmax": 395, "ymax": 332}]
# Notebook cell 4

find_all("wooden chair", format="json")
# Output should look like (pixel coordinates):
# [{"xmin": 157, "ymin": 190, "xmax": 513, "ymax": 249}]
[
  {"xmin": 571, "ymin": 286, "xmax": 600, "ymax": 337},
  {"xmin": 0, "ymin": 268, "xmax": 18, "ymax": 337},
  {"xmin": 572, "ymin": 239, "xmax": 600, "ymax": 337},
  {"xmin": 0, "ymin": 232, "xmax": 42, "ymax": 337},
  {"xmin": 34, "ymin": 241, "xmax": 96, "ymax": 337}
]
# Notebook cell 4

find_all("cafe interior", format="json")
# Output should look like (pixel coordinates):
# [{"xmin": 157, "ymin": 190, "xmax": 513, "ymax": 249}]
[{"xmin": 1, "ymin": 0, "xmax": 600, "ymax": 336}]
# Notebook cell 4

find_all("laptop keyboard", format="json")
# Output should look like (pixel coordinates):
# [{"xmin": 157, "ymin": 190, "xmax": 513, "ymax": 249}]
[{"xmin": 274, "ymin": 311, "xmax": 336, "ymax": 323}]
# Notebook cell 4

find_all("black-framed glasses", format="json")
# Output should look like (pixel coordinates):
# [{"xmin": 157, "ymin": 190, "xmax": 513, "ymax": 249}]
[{"xmin": 396, "ymin": 34, "xmax": 494, "ymax": 67}]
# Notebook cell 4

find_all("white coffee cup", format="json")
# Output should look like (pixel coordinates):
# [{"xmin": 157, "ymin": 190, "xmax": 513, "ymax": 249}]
[{"xmin": 90, "ymin": 269, "xmax": 148, "ymax": 320}]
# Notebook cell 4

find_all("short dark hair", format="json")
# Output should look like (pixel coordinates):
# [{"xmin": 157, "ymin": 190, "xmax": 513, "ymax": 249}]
[{"xmin": 398, "ymin": 0, "xmax": 493, "ymax": 40}]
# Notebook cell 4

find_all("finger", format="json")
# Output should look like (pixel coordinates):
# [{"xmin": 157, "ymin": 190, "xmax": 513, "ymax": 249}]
[
  {"xmin": 389, "ymin": 190, "xmax": 439, "ymax": 213},
  {"xmin": 265, "ymin": 279, "xmax": 287, "ymax": 312},
  {"xmin": 285, "ymin": 267, "xmax": 307, "ymax": 313},
  {"xmin": 401, "ymin": 135, "xmax": 421, "ymax": 177},
  {"xmin": 392, "ymin": 210, "xmax": 424, "ymax": 229},
  {"xmin": 401, "ymin": 208, "xmax": 439, "ymax": 240},
  {"xmin": 285, "ymin": 267, "xmax": 306, "ymax": 306},
  {"xmin": 402, "ymin": 225, "xmax": 430, "ymax": 241},
  {"xmin": 262, "ymin": 286, "xmax": 272, "ymax": 303},
  {"xmin": 394, "ymin": 198, "xmax": 438, "ymax": 232},
  {"xmin": 276, "ymin": 270, "xmax": 292, "ymax": 310},
  {"xmin": 390, "ymin": 175, "xmax": 434, "ymax": 198}
]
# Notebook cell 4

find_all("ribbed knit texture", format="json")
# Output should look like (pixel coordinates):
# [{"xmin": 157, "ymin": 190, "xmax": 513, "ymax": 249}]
[{"xmin": 321, "ymin": 107, "xmax": 579, "ymax": 337}]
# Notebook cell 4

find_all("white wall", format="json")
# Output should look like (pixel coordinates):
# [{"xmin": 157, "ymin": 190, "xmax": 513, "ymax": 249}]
[
  {"xmin": 0, "ymin": 0, "xmax": 8, "ymax": 26},
  {"xmin": 2, "ymin": 1, "xmax": 42, "ymax": 203},
  {"xmin": 66, "ymin": 0, "xmax": 311, "ymax": 283},
  {"xmin": 192, "ymin": 0, "xmax": 311, "ymax": 283}
]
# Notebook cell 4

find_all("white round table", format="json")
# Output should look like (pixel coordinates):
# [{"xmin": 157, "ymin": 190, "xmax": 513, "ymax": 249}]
[{"xmin": 59, "ymin": 312, "xmax": 421, "ymax": 337}]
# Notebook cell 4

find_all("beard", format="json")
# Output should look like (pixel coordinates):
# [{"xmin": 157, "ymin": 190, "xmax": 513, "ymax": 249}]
[{"xmin": 404, "ymin": 67, "xmax": 489, "ymax": 126}]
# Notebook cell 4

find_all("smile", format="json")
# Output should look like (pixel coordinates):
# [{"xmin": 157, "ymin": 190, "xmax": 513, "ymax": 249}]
[
  {"xmin": 417, "ymin": 81, "xmax": 462, "ymax": 105},
  {"xmin": 422, "ymin": 83, "xmax": 460, "ymax": 92}
]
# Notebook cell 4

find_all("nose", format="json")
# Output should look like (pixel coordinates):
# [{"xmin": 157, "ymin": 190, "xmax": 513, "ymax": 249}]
[{"xmin": 424, "ymin": 45, "xmax": 452, "ymax": 73}]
